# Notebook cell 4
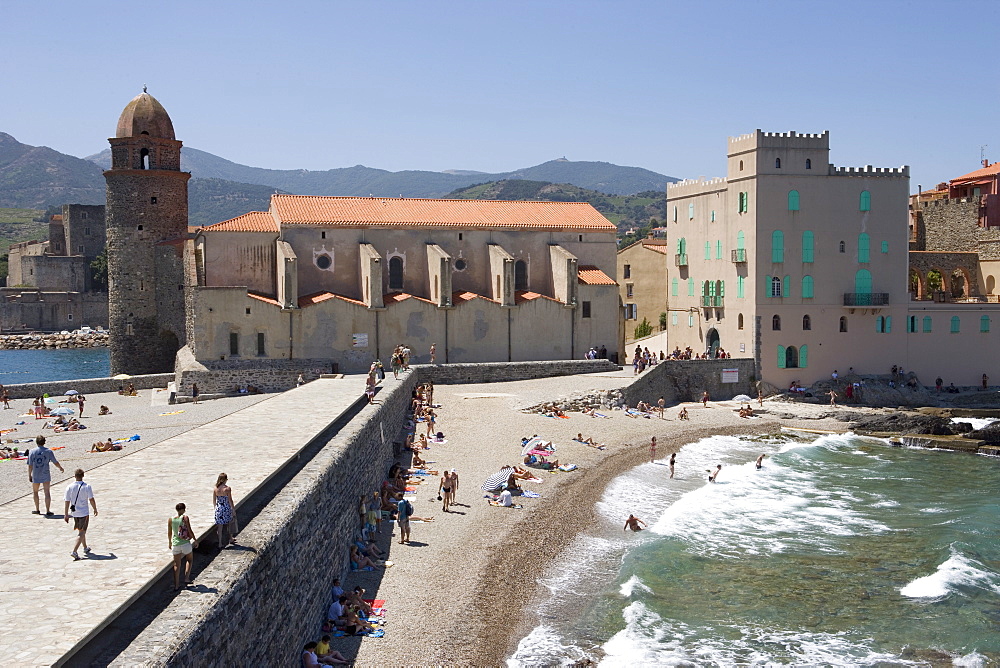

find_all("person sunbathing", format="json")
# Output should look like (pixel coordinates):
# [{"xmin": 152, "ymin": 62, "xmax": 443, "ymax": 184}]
[
  {"xmin": 98, "ymin": 405, "xmax": 111, "ymax": 415},
  {"xmin": 90, "ymin": 438, "xmax": 122, "ymax": 452},
  {"xmin": 411, "ymin": 450, "xmax": 427, "ymax": 467},
  {"xmin": 349, "ymin": 545, "xmax": 381, "ymax": 571},
  {"xmin": 54, "ymin": 418, "xmax": 82, "ymax": 432},
  {"xmin": 348, "ymin": 587, "xmax": 374, "ymax": 617},
  {"xmin": 0, "ymin": 447, "xmax": 16, "ymax": 459},
  {"xmin": 524, "ymin": 453, "xmax": 559, "ymax": 470},
  {"xmin": 342, "ymin": 605, "xmax": 375, "ymax": 635},
  {"xmin": 417, "ymin": 434, "xmax": 430, "ymax": 450}
]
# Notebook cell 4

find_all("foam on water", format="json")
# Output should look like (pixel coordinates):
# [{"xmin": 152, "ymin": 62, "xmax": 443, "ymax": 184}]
[
  {"xmin": 507, "ymin": 625, "xmax": 590, "ymax": 667},
  {"xmin": 599, "ymin": 602, "xmax": 919, "ymax": 666},
  {"xmin": 618, "ymin": 575, "xmax": 650, "ymax": 598},
  {"xmin": 899, "ymin": 545, "xmax": 1000, "ymax": 599},
  {"xmin": 951, "ymin": 417, "xmax": 998, "ymax": 431}
]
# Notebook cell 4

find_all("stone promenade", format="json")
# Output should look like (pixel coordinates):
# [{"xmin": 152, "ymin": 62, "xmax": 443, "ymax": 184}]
[{"xmin": 0, "ymin": 377, "xmax": 366, "ymax": 667}]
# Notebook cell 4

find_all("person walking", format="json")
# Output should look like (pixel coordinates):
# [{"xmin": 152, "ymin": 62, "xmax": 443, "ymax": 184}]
[
  {"xmin": 429, "ymin": 343, "xmax": 436, "ymax": 364},
  {"xmin": 168, "ymin": 502, "xmax": 198, "ymax": 590},
  {"xmin": 28, "ymin": 435, "xmax": 64, "ymax": 515},
  {"xmin": 701, "ymin": 391, "xmax": 710, "ymax": 408},
  {"xmin": 983, "ymin": 374, "xmax": 990, "ymax": 391},
  {"xmin": 192, "ymin": 383, "xmax": 200, "ymax": 404},
  {"xmin": 64, "ymin": 469, "xmax": 97, "ymax": 560},
  {"xmin": 438, "ymin": 470, "xmax": 452, "ymax": 512},
  {"xmin": 77, "ymin": 394, "xmax": 85, "ymax": 418},
  {"xmin": 33, "ymin": 396, "xmax": 44, "ymax": 420},
  {"xmin": 213, "ymin": 473, "xmax": 238, "ymax": 548},
  {"xmin": 297, "ymin": 374, "xmax": 305, "ymax": 387},
  {"xmin": 657, "ymin": 396, "xmax": 666, "ymax": 419},
  {"xmin": 669, "ymin": 452, "xmax": 676, "ymax": 479},
  {"xmin": 649, "ymin": 436, "xmax": 657, "ymax": 463},
  {"xmin": 828, "ymin": 389, "xmax": 838, "ymax": 406},
  {"xmin": 396, "ymin": 497, "xmax": 412, "ymax": 544}
]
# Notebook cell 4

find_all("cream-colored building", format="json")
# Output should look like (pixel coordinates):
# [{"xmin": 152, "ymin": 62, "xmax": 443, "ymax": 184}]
[
  {"xmin": 617, "ymin": 237, "xmax": 669, "ymax": 341},
  {"xmin": 185, "ymin": 195, "xmax": 620, "ymax": 374}
]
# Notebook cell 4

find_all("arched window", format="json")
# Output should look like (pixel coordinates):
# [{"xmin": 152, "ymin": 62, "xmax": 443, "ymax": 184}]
[
  {"xmin": 860, "ymin": 190, "xmax": 871, "ymax": 212},
  {"xmin": 858, "ymin": 233, "xmax": 870, "ymax": 263},
  {"xmin": 739, "ymin": 160, "xmax": 744, "ymax": 171},
  {"xmin": 772, "ymin": 315, "xmax": 781, "ymax": 331},
  {"xmin": 981, "ymin": 315, "xmax": 991, "ymax": 333},
  {"xmin": 840, "ymin": 316, "xmax": 848, "ymax": 332},
  {"xmin": 139, "ymin": 148, "xmax": 149, "ymax": 170},
  {"xmin": 738, "ymin": 191, "xmax": 749, "ymax": 213},
  {"xmin": 672, "ymin": 206, "xmax": 678, "ymax": 222},
  {"xmin": 801, "ymin": 275, "xmax": 814, "ymax": 298},
  {"xmin": 951, "ymin": 316, "xmax": 961, "ymax": 333},
  {"xmin": 785, "ymin": 345, "xmax": 798, "ymax": 368},
  {"xmin": 802, "ymin": 315, "xmax": 811, "ymax": 330},
  {"xmin": 881, "ymin": 240, "xmax": 889, "ymax": 254},
  {"xmin": 738, "ymin": 313, "xmax": 744, "ymax": 330},
  {"xmin": 771, "ymin": 275, "xmax": 782, "ymax": 297},
  {"xmin": 876, "ymin": 316, "xmax": 885, "ymax": 333},
  {"xmin": 514, "ymin": 260, "xmax": 528, "ymax": 290},
  {"xmin": 388, "ymin": 256, "xmax": 404, "ymax": 291},
  {"xmin": 788, "ymin": 190, "xmax": 800, "ymax": 211},
  {"xmin": 805, "ymin": 158, "xmax": 812, "ymax": 169},
  {"xmin": 885, "ymin": 316, "xmax": 892, "ymax": 333},
  {"xmin": 775, "ymin": 157, "xmax": 782, "ymax": 168},
  {"xmin": 671, "ymin": 278, "xmax": 678, "ymax": 296},
  {"xmin": 923, "ymin": 315, "xmax": 932, "ymax": 333},
  {"xmin": 716, "ymin": 280, "xmax": 724, "ymax": 303},
  {"xmin": 839, "ymin": 240, "xmax": 846, "ymax": 253},
  {"xmin": 689, "ymin": 203, "xmax": 695, "ymax": 219},
  {"xmin": 908, "ymin": 315, "xmax": 917, "ymax": 333},
  {"xmin": 855, "ymin": 269, "xmax": 872, "ymax": 295},
  {"xmin": 802, "ymin": 231, "xmax": 814, "ymax": 262},
  {"xmin": 800, "ymin": 344, "xmax": 809, "ymax": 368},
  {"xmin": 772, "ymin": 230, "xmax": 784, "ymax": 263}
]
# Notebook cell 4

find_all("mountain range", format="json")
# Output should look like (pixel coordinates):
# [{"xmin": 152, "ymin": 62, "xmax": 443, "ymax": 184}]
[{"xmin": 0, "ymin": 131, "xmax": 676, "ymax": 228}]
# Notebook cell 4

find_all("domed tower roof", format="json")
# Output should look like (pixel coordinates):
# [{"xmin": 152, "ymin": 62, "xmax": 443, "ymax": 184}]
[{"xmin": 115, "ymin": 90, "xmax": 175, "ymax": 140}]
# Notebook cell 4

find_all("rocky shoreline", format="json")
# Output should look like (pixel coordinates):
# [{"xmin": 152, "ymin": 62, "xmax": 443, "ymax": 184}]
[{"xmin": 0, "ymin": 331, "xmax": 109, "ymax": 350}]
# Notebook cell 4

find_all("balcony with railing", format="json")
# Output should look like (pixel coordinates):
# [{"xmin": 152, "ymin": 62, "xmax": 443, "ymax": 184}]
[
  {"xmin": 843, "ymin": 292, "xmax": 889, "ymax": 306},
  {"xmin": 675, "ymin": 253, "xmax": 688, "ymax": 267},
  {"xmin": 701, "ymin": 295, "xmax": 724, "ymax": 308},
  {"xmin": 731, "ymin": 248, "xmax": 747, "ymax": 263}
]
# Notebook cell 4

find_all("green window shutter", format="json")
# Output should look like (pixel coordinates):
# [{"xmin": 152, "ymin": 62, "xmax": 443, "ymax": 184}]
[
  {"xmin": 777, "ymin": 345, "xmax": 786, "ymax": 369},
  {"xmin": 800, "ymin": 344, "xmax": 808, "ymax": 368},
  {"xmin": 711, "ymin": 210, "xmax": 716, "ymax": 222},
  {"xmin": 783, "ymin": 275, "xmax": 791, "ymax": 298},
  {"xmin": 720, "ymin": 281, "xmax": 725, "ymax": 297},
  {"xmin": 689, "ymin": 203, "xmax": 695, "ymax": 220},
  {"xmin": 885, "ymin": 316, "xmax": 892, "ymax": 333},
  {"xmin": 858, "ymin": 233, "xmax": 870, "ymax": 263},
  {"xmin": 855, "ymin": 269, "xmax": 872, "ymax": 294},
  {"xmin": 860, "ymin": 190, "xmax": 871, "ymax": 212},
  {"xmin": 705, "ymin": 242, "xmax": 711, "ymax": 260},
  {"xmin": 743, "ymin": 191, "xmax": 749, "ymax": 213},
  {"xmin": 802, "ymin": 231, "xmax": 814, "ymax": 262},
  {"xmin": 923, "ymin": 316, "xmax": 932, "ymax": 333},
  {"xmin": 772, "ymin": 230, "xmax": 784, "ymax": 263},
  {"xmin": 981, "ymin": 315, "xmax": 991, "ymax": 333},
  {"xmin": 881, "ymin": 240, "xmax": 888, "ymax": 254},
  {"xmin": 688, "ymin": 314, "xmax": 694, "ymax": 327},
  {"xmin": 688, "ymin": 278, "xmax": 694, "ymax": 296},
  {"xmin": 737, "ymin": 230, "xmax": 745, "ymax": 250},
  {"xmin": 876, "ymin": 316, "xmax": 884, "ymax": 333},
  {"xmin": 679, "ymin": 238, "xmax": 686, "ymax": 255},
  {"xmin": 802, "ymin": 275, "xmax": 814, "ymax": 298},
  {"xmin": 788, "ymin": 190, "xmax": 800, "ymax": 211},
  {"xmin": 676, "ymin": 239, "xmax": 682, "ymax": 254},
  {"xmin": 765, "ymin": 275, "xmax": 772, "ymax": 298},
  {"xmin": 671, "ymin": 313, "xmax": 678, "ymax": 325},
  {"xmin": 709, "ymin": 281, "xmax": 716, "ymax": 297},
  {"xmin": 951, "ymin": 316, "xmax": 961, "ymax": 333},
  {"xmin": 716, "ymin": 240, "xmax": 722, "ymax": 259},
  {"xmin": 737, "ymin": 276, "xmax": 745, "ymax": 298},
  {"xmin": 907, "ymin": 316, "xmax": 915, "ymax": 333},
  {"xmin": 671, "ymin": 278, "xmax": 678, "ymax": 296}
]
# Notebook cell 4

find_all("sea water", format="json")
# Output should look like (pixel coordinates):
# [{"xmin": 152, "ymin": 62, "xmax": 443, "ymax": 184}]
[
  {"xmin": 510, "ymin": 432, "xmax": 1000, "ymax": 666},
  {"xmin": 0, "ymin": 348, "xmax": 110, "ymax": 385}
]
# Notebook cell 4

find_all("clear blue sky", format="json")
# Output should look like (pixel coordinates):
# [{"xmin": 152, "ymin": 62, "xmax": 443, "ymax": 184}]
[{"xmin": 3, "ymin": 0, "xmax": 996, "ymax": 192}]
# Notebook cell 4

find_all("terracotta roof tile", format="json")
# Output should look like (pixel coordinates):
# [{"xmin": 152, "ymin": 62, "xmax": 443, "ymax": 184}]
[
  {"xmin": 951, "ymin": 162, "xmax": 1000, "ymax": 184},
  {"xmin": 514, "ymin": 290, "xmax": 560, "ymax": 305},
  {"xmin": 383, "ymin": 291, "xmax": 436, "ymax": 305},
  {"xmin": 270, "ymin": 194, "xmax": 615, "ymax": 232},
  {"xmin": 203, "ymin": 211, "xmax": 278, "ymax": 233},
  {"xmin": 641, "ymin": 240, "xmax": 671, "ymax": 255},
  {"xmin": 248, "ymin": 292, "xmax": 281, "ymax": 306},
  {"xmin": 299, "ymin": 291, "xmax": 366, "ymax": 308},
  {"xmin": 452, "ymin": 291, "xmax": 499, "ymax": 304},
  {"xmin": 578, "ymin": 266, "xmax": 617, "ymax": 285}
]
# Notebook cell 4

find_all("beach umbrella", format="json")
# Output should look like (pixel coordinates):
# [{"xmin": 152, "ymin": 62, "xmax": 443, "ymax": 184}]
[
  {"xmin": 732, "ymin": 394, "xmax": 752, "ymax": 402},
  {"xmin": 521, "ymin": 438, "xmax": 552, "ymax": 457},
  {"xmin": 112, "ymin": 373, "xmax": 132, "ymax": 380},
  {"xmin": 64, "ymin": 390, "xmax": 79, "ymax": 396},
  {"xmin": 481, "ymin": 466, "xmax": 515, "ymax": 492},
  {"xmin": 50, "ymin": 407, "xmax": 75, "ymax": 416}
]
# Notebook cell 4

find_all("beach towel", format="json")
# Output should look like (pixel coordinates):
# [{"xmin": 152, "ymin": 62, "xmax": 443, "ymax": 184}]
[
  {"xmin": 429, "ymin": 438, "xmax": 447, "ymax": 444},
  {"xmin": 489, "ymin": 501, "xmax": 523, "ymax": 509},
  {"xmin": 159, "ymin": 410, "xmax": 185, "ymax": 416},
  {"xmin": 520, "ymin": 490, "xmax": 541, "ymax": 498},
  {"xmin": 558, "ymin": 464, "xmax": 578, "ymax": 472},
  {"xmin": 524, "ymin": 476, "xmax": 544, "ymax": 483},
  {"xmin": 359, "ymin": 629, "xmax": 385, "ymax": 638}
]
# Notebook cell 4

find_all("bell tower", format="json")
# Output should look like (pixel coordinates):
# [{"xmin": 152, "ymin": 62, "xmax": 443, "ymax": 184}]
[{"xmin": 104, "ymin": 89, "xmax": 191, "ymax": 374}]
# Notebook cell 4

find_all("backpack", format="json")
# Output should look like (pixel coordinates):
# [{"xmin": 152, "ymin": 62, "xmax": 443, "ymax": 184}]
[{"xmin": 404, "ymin": 500, "xmax": 413, "ymax": 517}]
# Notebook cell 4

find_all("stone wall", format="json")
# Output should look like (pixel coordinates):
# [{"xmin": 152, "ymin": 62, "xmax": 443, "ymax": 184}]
[
  {"xmin": 414, "ymin": 359, "xmax": 620, "ymax": 384},
  {"xmin": 2, "ymin": 373, "xmax": 174, "ymax": 400},
  {"xmin": 920, "ymin": 199, "xmax": 980, "ymax": 252},
  {"xmin": 0, "ymin": 289, "xmax": 108, "ymax": 332},
  {"xmin": 0, "ymin": 331, "xmax": 108, "ymax": 350},
  {"xmin": 622, "ymin": 358, "xmax": 757, "ymax": 405},
  {"xmin": 173, "ymin": 345, "xmax": 334, "ymax": 395},
  {"xmin": 110, "ymin": 372, "xmax": 418, "ymax": 667}
]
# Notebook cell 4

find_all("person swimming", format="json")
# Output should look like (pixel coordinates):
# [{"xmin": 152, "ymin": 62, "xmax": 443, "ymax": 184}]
[
  {"xmin": 755, "ymin": 454, "xmax": 766, "ymax": 470},
  {"xmin": 707, "ymin": 464, "xmax": 722, "ymax": 482},
  {"xmin": 624, "ymin": 514, "xmax": 647, "ymax": 532}
]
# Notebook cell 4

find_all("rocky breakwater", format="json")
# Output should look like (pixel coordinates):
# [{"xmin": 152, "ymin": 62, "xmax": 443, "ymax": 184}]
[
  {"xmin": 0, "ymin": 331, "xmax": 109, "ymax": 350},
  {"xmin": 521, "ymin": 388, "xmax": 626, "ymax": 414}
]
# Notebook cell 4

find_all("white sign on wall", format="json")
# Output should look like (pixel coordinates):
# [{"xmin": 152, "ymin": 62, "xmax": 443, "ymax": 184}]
[
  {"xmin": 721, "ymin": 368, "xmax": 739, "ymax": 383},
  {"xmin": 352, "ymin": 333, "xmax": 369, "ymax": 348}
]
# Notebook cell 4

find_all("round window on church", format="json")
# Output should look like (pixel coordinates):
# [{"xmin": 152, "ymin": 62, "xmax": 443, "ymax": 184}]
[
  {"xmin": 315, "ymin": 254, "xmax": 332, "ymax": 270},
  {"xmin": 454, "ymin": 258, "xmax": 467, "ymax": 271}
]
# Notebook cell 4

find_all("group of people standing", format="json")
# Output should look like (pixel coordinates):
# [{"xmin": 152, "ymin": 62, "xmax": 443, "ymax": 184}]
[{"xmin": 166, "ymin": 472, "xmax": 239, "ymax": 590}]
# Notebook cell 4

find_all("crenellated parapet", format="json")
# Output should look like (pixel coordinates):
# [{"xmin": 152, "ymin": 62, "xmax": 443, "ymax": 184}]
[
  {"xmin": 667, "ymin": 176, "xmax": 727, "ymax": 199},
  {"xmin": 828, "ymin": 164, "xmax": 909, "ymax": 178},
  {"xmin": 728, "ymin": 129, "xmax": 830, "ymax": 155}
]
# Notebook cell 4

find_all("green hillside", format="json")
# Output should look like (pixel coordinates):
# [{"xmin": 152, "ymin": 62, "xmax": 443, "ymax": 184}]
[
  {"xmin": 188, "ymin": 178, "xmax": 286, "ymax": 227},
  {"xmin": 444, "ymin": 180, "xmax": 665, "ymax": 238}
]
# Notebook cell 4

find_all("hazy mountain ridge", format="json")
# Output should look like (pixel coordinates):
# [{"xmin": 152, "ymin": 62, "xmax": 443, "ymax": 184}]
[{"xmin": 0, "ymin": 133, "xmax": 105, "ymax": 208}]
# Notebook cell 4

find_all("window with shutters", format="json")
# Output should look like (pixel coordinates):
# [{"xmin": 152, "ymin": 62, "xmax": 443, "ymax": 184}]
[
  {"xmin": 800, "ymin": 344, "xmax": 809, "ymax": 368},
  {"xmin": 775, "ymin": 157, "xmax": 782, "ymax": 169},
  {"xmin": 770, "ymin": 275, "xmax": 782, "ymax": 297},
  {"xmin": 785, "ymin": 345, "xmax": 798, "ymax": 368},
  {"xmin": 716, "ymin": 241, "xmax": 722, "ymax": 259},
  {"xmin": 886, "ymin": 316, "xmax": 892, "ymax": 333},
  {"xmin": 981, "ymin": 315, "xmax": 991, "ymax": 333},
  {"xmin": 923, "ymin": 316, "xmax": 932, "ymax": 333},
  {"xmin": 705, "ymin": 241, "xmax": 711, "ymax": 260},
  {"xmin": 687, "ymin": 278, "xmax": 695, "ymax": 296},
  {"xmin": 855, "ymin": 269, "xmax": 872, "ymax": 294},
  {"xmin": 876, "ymin": 316, "xmax": 885, "ymax": 333},
  {"xmin": 801, "ymin": 275, "xmax": 814, "ymax": 298},
  {"xmin": 772, "ymin": 315, "xmax": 781, "ymax": 331},
  {"xmin": 671, "ymin": 278, "xmax": 678, "ymax": 296},
  {"xmin": 951, "ymin": 316, "xmax": 961, "ymax": 333},
  {"xmin": 908, "ymin": 316, "xmax": 917, "ymax": 333},
  {"xmin": 788, "ymin": 190, "xmax": 800, "ymax": 211},
  {"xmin": 858, "ymin": 234, "xmax": 870, "ymax": 263},
  {"xmin": 802, "ymin": 231, "xmax": 814, "ymax": 262},
  {"xmin": 777, "ymin": 344, "xmax": 786, "ymax": 369},
  {"xmin": 737, "ymin": 275, "xmax": 745, "ymax": 298},
  {"xmin": 671, "ymin": 313, "xmax": 678, "ymax": 326},
  {"xmin": 881, "ymin": 240, "xmax": 889, "ymax": 254},
  {"xmin": 711, "ymin": 210, "xmax": 716, "ymax": 222},
  {"xmin": 802, "ymin": 315, "xmax": 811, "ymax": 330},
  {"xmin": 688, "ymin": 314, "xmax": 694, "ymax": 327},
  {"xmin": 860, "ymin": 190, "xmax": 871, "ymax": 212},
  {"xmin": 840, "ymin": 316, "xmax": 848, "ymax": 332},
  {"xmin": 772, "ymin": 231, "xmax": 784, "ymax": 262},
  {"xmin": 783, "ymin": 275, "xmax": 791, "ymax": 298},
  {"xmin": 689, "ymin": 203, "xmax": 695, "ymax": 220}
]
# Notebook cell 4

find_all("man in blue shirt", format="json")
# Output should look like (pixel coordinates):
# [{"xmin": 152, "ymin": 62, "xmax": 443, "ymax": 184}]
[
  {"xmin": 28, "ymin": 435, "xmax": 64, "ymax": 515},
  {"xmin": 396, "ymin": 497, "xmax": 411, "ymax": 545}
]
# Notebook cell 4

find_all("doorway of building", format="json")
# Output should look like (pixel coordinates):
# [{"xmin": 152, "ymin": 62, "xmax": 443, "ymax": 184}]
[{"xmin": 707, "ymin": 328, "xmax": 720, "ymax": 356}]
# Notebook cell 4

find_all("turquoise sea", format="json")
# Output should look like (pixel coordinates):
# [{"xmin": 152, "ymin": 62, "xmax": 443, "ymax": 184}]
[
  {"xmin": 0, "ymin": 348, "xmax": 111, "ymax": 385},
  {"xmin": 510, "ymin": 429, "xmax": 1000, "ymax": 666}
]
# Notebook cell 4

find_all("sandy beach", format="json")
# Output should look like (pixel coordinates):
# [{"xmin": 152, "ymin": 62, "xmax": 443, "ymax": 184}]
[{"xmin": 342, "ymin": 369, "xmax": 880, "ymax": 666}]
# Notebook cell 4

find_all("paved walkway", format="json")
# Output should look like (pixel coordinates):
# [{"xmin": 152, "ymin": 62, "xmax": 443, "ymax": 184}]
[{"xmin": 0, "ymin": 377, "xmax": 366, "ymax": 667}]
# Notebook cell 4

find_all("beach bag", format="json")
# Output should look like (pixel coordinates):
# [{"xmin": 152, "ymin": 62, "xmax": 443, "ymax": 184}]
[{"xmin": 177, "ymin": 515, "xmax": 193, "ymax": 541}]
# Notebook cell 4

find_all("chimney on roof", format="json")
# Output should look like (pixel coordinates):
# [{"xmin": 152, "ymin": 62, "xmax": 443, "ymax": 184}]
[{"xmin": 984, "ymin": 159, "xmax": 990, "ymax": 168}]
